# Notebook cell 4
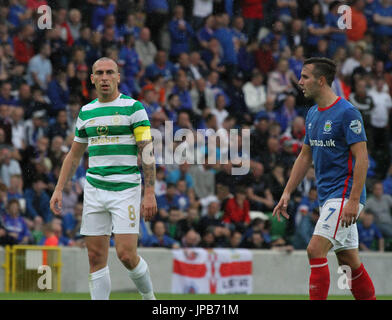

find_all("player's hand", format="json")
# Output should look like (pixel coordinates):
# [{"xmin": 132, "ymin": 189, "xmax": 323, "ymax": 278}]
[
  {"xmin": 340, "ymin": 199, "xmax": 359, "ymax": 228},
  {"xmin": 272, "ymin": 192, "xmax": 291, "ymax": 222},
  {"xmin": 141, "ymin": 193, "xmax": 157, "ymax": 222},
  {"xmin": 50, "ymin": 189, "xmax": 63, "ymax": 215}
]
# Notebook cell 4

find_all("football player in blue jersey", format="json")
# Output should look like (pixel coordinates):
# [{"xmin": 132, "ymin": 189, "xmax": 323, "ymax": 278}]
[{"xmin": 273, "ymin": 57, "xmax": 376, "ymax": 300}]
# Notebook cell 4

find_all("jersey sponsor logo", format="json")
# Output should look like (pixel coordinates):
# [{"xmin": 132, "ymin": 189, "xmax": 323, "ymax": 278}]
[
  {"xmin": 322, "ymin": 224, "xmax": 331, "ymax": 231},
  {"xmin": 90, "ymin": 136, "xmax": 120, "ymax": 145},
  {"xmin": 323, "ymin": 120, "xmax": 332, "ymax": 134},
  {"xmin": 349, "ymin": 119, "xmax": 362, "ymax": 134},
  {"xmin": 309, "ymin": 139, "xmax": 336, "ymax": 147}
]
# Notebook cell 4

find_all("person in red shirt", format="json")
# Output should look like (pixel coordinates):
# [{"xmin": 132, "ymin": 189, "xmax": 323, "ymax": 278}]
[
  {"xmin": 347, "ymin": 0, "xmax": 367, "ymax": 42},
  {"xmin": 223, "ymin": 185, "xmax": 251, "ymax": 231},
  {"xmin": 13, "ymin": 24, "xmax": 35, "ymax": 65},
  {"xmin": 241, "ymin": 0, "xmax": 267, "ymax": 41}
]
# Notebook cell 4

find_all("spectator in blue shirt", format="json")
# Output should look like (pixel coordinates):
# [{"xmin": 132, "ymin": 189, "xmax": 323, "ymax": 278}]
[
  {"xmin": 171, "ymin": 72, "xmax": 193, "ymax": 110},
  {"xmin": 24, "ymin": 176, "xmax": 53, "ymax": 224},
  {"xmin": 358, "ymin": 210, "xmax": 384, "ymax": 252},
  {"xmin": 197, "ymin": 15, "xmax": 216, "ymax": 50},
  {"xmin": 0, "ymin": 81, "xmax": 19, "ymax": 107},
  {"xmin": 214, "ymin": 13, "xmax": 237, "ymax": 78},
  {"xmin": 142, "ymin": 220, "xmax": 180, "ymax": 248},
  {"xmin": 168, "ymin": 5, "xmax": 195, "ymax": 60},
  {"xmin": 292, "ymin": 207, "xmax": 320, "ymax": 250},
  {"xmin": 119, "ymin": 13, "xmax": 141, "ymax": 39},
  {"xmin": 156, "ymin": 183, "xmax": 181, "ymax": 222},
  {"xmin": 2, "ymin": 199, "xmax": 30, "ymax": 244},
  {"xmin": 176, "ymin": 179, "xmax": 191, "ymax": 212},
  {"xmin": 304, "ymin": 2, "xmax": 329, "ymax": 55},
  {"xmin": 326, "ymin": 1, "xmax": 347, "ymax": 57},
  {"xmin": 7, "ymin": 0, "xmax": 32, "ymax": 29},
  {"xmin": 373, "ymin": 0, "xmax": 392, "ymax": 39},
  {"xmin": 166, "ymin": 162, "xmax": 194, "ymax": 189},
  {"xmin": 63, "ymin": 201, "xmax": 83, "ymax": 242},
  {"xmin": 119, "ymin": 33, "xmax": 144, "ymax": 96},
  {"xmin": 145, "ymin": 50, "xmax": 176, "ymax": 81},
  {"xmin": 288, "ymin": 45, "xmax": 304, "ymax": 81},
  {"xmin": 46, "ymin": 68, "xmax": 70, "ymax": 117},
  {"xmin": 91, "ymin": 0, "xmax": 116, "ymax": 31}
]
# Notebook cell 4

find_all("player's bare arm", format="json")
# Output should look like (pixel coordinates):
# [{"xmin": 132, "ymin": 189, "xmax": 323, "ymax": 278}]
[
  {"xmin": 50, "ymin": 141, "xmax": 87, "ymax": 215},
  {"xmin": 273, "ymin": 144, "xmax": 313, "ymax": 221},
  {"xmin": 137, "ymin": 138, "xmax": 157, "ymax": 221},
  {"xmin": 341, "ymin": 141, "xmax": 368, "ymax": 228}
]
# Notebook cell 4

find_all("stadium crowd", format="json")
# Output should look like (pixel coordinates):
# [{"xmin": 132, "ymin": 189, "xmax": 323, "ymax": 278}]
[{"xmin": 0, "ymin": 0, "xmax": 391, "ymax": 252}]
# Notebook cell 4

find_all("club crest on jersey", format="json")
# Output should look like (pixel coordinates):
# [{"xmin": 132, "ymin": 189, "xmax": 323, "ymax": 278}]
[
  {"xmin": 323, "ymin": 120, "xmax": 332, "ymax": 134},
  {"xmin": 349, "ymin": 119, "xmax": 362, "ymax": 134}
]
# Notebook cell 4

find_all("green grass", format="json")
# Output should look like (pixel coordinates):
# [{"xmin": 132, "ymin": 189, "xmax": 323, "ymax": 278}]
[{"xmin": 0, "ymin": 292, "xmax": 391, "ymax": 300}]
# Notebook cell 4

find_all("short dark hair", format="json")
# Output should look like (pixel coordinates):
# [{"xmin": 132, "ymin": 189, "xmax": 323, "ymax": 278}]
[{"xmin": 303, "ymin": 57, "xmax": 337, "ymax": 86}]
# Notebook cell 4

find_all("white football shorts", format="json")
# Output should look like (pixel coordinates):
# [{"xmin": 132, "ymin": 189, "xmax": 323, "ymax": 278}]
[
  {"xmin": 313, "ymin": 198, "xmax": 364, "ymax": 252},
  {"xmin": 80, "ymin": 180, "xmax": 141, "ymax": 236}
]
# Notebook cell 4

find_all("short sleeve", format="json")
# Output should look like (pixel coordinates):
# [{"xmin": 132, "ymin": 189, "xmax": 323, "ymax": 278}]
[
  {"xmin": 130, "ymin": 101, "xmax": 151, "ymax": 131},
  {"xmin": 74, "ymin": 112, "xmax": 88, "ymax": 144},
  {"xmin": 304, "ymin": 110, "xmax": 311, "ymax": 146},
  {"xmin": 342, "ymin": 107, "xmax": 367, "ymax": 146}
]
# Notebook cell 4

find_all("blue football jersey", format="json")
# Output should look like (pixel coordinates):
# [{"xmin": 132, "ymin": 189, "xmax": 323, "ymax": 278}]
[{"xmin": 304, "ymin": 97, "xmax": 367, "ymax": 206}]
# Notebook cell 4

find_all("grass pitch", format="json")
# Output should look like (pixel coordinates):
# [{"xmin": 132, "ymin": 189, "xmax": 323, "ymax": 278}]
[{"xmin": 0, "ymin": 292, "xmax": 391, "ymax": 300}]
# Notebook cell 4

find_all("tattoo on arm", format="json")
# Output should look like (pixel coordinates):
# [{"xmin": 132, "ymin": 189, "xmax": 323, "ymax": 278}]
[{"xmin": 137, "ymin": 140, "xmax": 156, "ymax": 189}]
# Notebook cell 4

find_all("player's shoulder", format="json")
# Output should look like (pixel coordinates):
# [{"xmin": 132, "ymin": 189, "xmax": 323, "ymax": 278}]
[
  {"xmin": 118, "ymin": 94, "xmax": 145, "ymax": 110},
  {"xmin": 339, "ymin": 97, "xmax": 363, "ymax": 117}
]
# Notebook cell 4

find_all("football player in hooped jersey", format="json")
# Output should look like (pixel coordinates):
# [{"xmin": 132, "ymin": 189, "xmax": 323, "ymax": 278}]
[
  {"xmin": 273, "ymin": 58, "xmax": 376, "ymax": 300},
  {"xmin": 50, "ymin": 57, "xmax": 157, "ymax": 300}
]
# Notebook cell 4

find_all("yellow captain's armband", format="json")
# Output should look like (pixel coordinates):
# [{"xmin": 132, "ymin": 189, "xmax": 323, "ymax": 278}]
[{"xmin": 134, "ymin": 126, "xmax": 152, "ymax": 142}]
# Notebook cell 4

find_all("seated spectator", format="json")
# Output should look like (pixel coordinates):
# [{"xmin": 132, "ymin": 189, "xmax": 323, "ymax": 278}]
[
  {"xmin": 156, "ymin": 183, "xmax": 181, "ymax": 222},
  {"xmin": 181, "ymin": 228, "xmax": 201, "ymax": 248},
  {"xmin": 10, "ymin": 106, "xmax": 26, "ymax": 150},
  {"xmin": 0, "ymin": 81, "xmax": 19, "ymax": 107},
  {"xmin": 166, "ymin": 206, "xmax": 184, "ymax": 241},
  {"xmin": 222, "ymin": 185, "xmax": 250, "ymax": 232},
  {"xmin": 241, "ymin": 230, "xmax": 270, "ymax": 249},
  {"xmin": 47, "ymin": 110, "xmax": 70, "ymax": 141},
  {"xmin": 364, "ymin": 181, "xmax": 392, "ymax": 238},
  {"xmin": 39, "ymin": 218, "xmax": 72, "ymax": 246},
  {"xmin": 24, "ymin": 176, "xmax": 53, "ymax": 224},
  {"xmin": 242, "ymin": 70, "xmax": 267, "ymax": 117},
  {"xmin": 274, "ymin": 94, "xmax": 298, "ymax": 133},
  {"xmin": 0, "ymin": 213, "xmax": 17, "ymax": 245},
  {"xmin": 176, "ymin": 207, "xmax": 200, "ymax": 240},
  {"xmin": 0, "ymin": 146, "xmax": 22, "ymax": 188},
  {"xmin": 143, "ymin": 220, "xmax": 180, "ymax": 248},
  {"xmin": 12, "ymin": 24, "xmax": 35, "ymax": 65},
  {"xmin": 200, "ymin": 226, "xmax": 216, "ymax": 248},
  {"xmin": 2, "ymin": 199, "xmax": 30, "ymax": 244},
  {"xmin": 146, "ymin": 50, "xmax": 176, "ymax": 81},
  {"xmin": 267, "ymin": 58, "xmax": 297, "ymax": 104},
  {"xmin": 47, "ymin": 68, "xmax": 70, "ymax": 117},
  {"xmin": 292, "ymin": 207, "xmax": 320, "ymax": 249},
  {"xmin": 229, "ymin": 230, "xmax": 242, "ymax": 248},
  {"xmin": 119, "ymin": 13, "xmax": 141, "ymax": 39},
  {"xmin": 358, "ymin": 210, "xmax": 384, "ymax": 252},
  {"xmin": 63, "ymin": 201, "xmax": 83, "ymax": 244},
  {"xmin": 155, "ymin": 166, "xmax": 167, "ymax": 197}
]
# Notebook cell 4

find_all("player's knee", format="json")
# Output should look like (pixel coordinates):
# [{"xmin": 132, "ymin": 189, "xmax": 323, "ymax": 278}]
[
  {"xmin": 117, "ymin": 248, "xmax": 138, "ymax": 269},
  {"xmin": 88, "ymin": 248, "xmax": 106, "ymax": 267},
  {"xmin": 307, "ymin": 243, "xmax": 325, "ymax": 259}
]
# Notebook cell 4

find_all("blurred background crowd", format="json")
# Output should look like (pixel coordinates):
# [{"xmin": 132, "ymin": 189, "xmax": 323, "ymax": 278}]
[{"xmin": 0, "ymin": 0, "xmax": 391, "ymax": 252}]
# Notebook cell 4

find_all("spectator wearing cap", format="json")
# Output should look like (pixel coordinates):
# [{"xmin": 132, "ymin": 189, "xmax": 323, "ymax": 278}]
[
  {"xmin": 26, "ymin": 42, "xmax": 52, "ymax": 91},
  {"xmin": 135, "ymin": 27, "xmax": 157, "ymax": 69},
  {"xmin": 24, "ymin": 109, "xmax": 48, "ymax": 147},
  {"xmin": 242, "ymin": 70, "xmax": 267, "ymax": 117},
  {"xmin": 24, "ymin": 176, "xmax": 53, "ymax": 224},
  {"xmin": 168, "ymin": 5, "xmax": 195, "ymax": 61}
]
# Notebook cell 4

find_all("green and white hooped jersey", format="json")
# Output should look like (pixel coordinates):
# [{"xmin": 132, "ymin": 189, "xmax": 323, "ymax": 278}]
[{"xmin": 74, "ymin": 93, "xmax": 151, "ymax": 191}]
